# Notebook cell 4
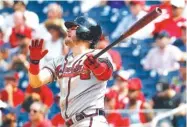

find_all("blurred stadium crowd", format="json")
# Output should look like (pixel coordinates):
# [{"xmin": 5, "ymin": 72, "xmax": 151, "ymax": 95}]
[{"xmin": 0, "ymin": 0, "xmax": 186, "ymax": 127}]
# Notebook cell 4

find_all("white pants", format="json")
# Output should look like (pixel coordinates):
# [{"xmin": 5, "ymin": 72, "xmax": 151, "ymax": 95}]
[{"xmin": 71, "ymin": 116, "xmax": 109, "ymax": 127}]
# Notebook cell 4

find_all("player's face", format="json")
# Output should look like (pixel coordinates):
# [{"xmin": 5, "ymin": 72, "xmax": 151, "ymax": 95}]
[{"xmin": 64, "ymin": 26, "xmax": 79, "ymax": 48}]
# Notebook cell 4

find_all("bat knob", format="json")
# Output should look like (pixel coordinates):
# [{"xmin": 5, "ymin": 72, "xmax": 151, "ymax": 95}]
[{"xmin": 155, "ymin": 7, "xmax": 162, "ymax": 14}]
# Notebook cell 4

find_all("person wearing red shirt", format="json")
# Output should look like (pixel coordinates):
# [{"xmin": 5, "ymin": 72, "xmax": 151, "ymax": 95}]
[
  {"xmin": 0, "ymin": 71, "xmax": 24, "ymax": 107},
  {"xmin": 123, "ymin": 78, "xmax": 153, "ymax": 124},
  {"xmin": 9, "ymin": 11, "xmax": 32, "ymax": 48},
  {"xmin": 51, "ymin": 113, "xmax": 65, "ymax": 127},
  {"xmin": 25, "ymin": 84, "xmax": 54, "ymax": 112},
  {"xmin": 153, "ymin": 0, "xmax": 186, "ymax": 38},
  {"xmin": 148, "ymin": 1, "xmax": 172, "ymax": 19},
  {"xmin": 112, "ymin": 70, "xmax": 145, "ymax": 109},
  {"xmin": 105, "ymin": 89, "xmax": 129, "ymax": 127},
  {"xmin": 23, "ymin": 102, "xmax": 52, "ymax": 127}
]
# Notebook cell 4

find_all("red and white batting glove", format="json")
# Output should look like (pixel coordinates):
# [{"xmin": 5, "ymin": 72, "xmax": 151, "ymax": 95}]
[
  {"xmin": 29, "ymin": 39, "xmax": 48, "ymax": 75},
  {"xmin": 84, "ymin": 54, "xmax": 113, "ymax": 81}
]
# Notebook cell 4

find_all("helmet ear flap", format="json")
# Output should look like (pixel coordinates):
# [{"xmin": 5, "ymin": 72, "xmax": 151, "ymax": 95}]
[{"xmin": 76, "ymin": 25, "xmax": 92, "ymax": 40}]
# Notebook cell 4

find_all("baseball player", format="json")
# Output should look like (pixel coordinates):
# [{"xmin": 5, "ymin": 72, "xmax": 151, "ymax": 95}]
[{"xmin": 28, "ymin": 16, "xmax": 113, "ymax": 127}]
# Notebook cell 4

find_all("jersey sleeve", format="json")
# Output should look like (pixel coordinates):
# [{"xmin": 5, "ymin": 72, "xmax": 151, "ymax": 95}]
[{"xmin": 42, "ymin": 56, "xmax": 65, "ymax": 82}]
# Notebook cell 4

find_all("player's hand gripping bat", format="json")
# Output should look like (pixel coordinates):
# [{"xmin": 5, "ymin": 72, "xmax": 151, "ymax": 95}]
[{"xmin": 94, "ymin": 7, "xmax": 162, "ymax": 59}]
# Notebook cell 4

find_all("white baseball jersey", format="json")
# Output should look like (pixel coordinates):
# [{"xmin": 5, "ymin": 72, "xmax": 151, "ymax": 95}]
[{"xmin": 43, "ymin": 49, "xmax": 113, "ymax": 119}]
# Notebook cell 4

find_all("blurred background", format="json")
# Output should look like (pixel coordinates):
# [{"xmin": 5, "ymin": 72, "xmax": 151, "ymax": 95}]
[{"xmin": 0, "ymin": 0, "xmax": 186, "ymax": 127}]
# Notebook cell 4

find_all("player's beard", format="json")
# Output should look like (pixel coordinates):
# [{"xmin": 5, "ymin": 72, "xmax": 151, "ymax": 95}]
[
  {"xmin": 64, "ymin": 37, "xmax": 76, "ymax": 48},
  {"xmin": 64, "ymin": 37, "xmax": 81, "ymax": 48}
]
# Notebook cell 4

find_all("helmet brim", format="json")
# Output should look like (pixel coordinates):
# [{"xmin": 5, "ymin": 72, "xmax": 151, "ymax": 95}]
[{"xmin": 65, "ymin": 21, "xmax": 78, "ymax": 29}]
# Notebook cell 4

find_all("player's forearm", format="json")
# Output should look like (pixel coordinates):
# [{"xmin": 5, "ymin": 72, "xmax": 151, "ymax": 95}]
[
  {"xmin": 28, "ymin": 62, "xmax": 43, "ymax": 88},
  {"xmin": 29, "ymin": 65, "xmax": 53, "ymax": 88},
  {"xmin": 28, "ymin": 72, "xmax": 44, "ymax": 88}
]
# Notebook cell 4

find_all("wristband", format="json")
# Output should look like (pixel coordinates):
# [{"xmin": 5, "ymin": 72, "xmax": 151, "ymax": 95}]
[
  {"xmin": 30, "ymin": 59, "xmax": 40, "ymax": 64},
  {"xmin": 29, "ymin": 63, "xmax": 39, "ymax": 75}
]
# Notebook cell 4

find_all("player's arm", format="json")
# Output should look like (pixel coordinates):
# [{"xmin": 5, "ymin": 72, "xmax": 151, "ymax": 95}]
[
  {"xmin": 84, "ymin": 53, "xmax": 113, "ymax": 81},
  {"xmin": 28, "ymin": 68, "xmax": 53, "ymax": 88},
  {"xmin": 28, "ymin": 39, "xmax": 52, "ymax": 88}
]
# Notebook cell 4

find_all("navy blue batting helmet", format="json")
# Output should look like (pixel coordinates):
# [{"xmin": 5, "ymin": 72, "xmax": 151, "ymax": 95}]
[{"xmin": 65, "ymin": 16, "xmax": 102, "ymax": 48}]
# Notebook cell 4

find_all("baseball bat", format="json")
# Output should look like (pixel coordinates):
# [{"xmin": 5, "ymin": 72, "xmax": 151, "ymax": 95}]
[{"xmin": 94, "ymin": 7, "xmax": 162, "ymax": 59}]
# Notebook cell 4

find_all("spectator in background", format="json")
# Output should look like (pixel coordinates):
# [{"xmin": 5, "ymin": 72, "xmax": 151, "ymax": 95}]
[
  {"xmin": 9, "ymin": 11, "xmax": 32, "ymax": 48},
  {"xmin": 105, "ymin": 89, "xmax": 129, "ymax": 127},
  {"xmin": 171, "ymin": 61, "xmax": 186, "ymax": 103},
  {"xmin": 51, "ymin": 113, "xmax": 65, "ymax": 127},
  {"xmin": 153, "ymin": 0, "xmax": 186, "ymax": 38},
  {"xmin": 9, "ymin": 38, "xmax": 31, "ymax": 72},
  {"xmin": 50, "ymin": 93, "xmax": 65, "ymax": 127},
  {"xmin": 0, "ymin": 28, "xmax": 4, "ymax": 46},
  {"xmin": 13, "ymin": 1, "xmax": 39, "ymax": 31},
  {"xmin": 35, "ymin": 3, "xmax": 65, "ymax": 41},
  {"xmin": 173, "ymin": 23, "xmax": 186, "ymax": 52},
  {"xmin": 2, "ymin": 1, "xmax": 39, "ymax": 42},
  {"xmin": 0, "ymin": 32, "xmax": 30, "ymax": 72},
  {"xmin": 124, "ymin": 78, "xmax": 153, "ymax": 124},
  {"xmin": 112, "ymin": 70, "xmax": 130, "ymax": 109},
  {"xmin": 152, "ymin": 82, "xmax": 183, "ymax": 127},
  {"xmin": 0, "ymin": 100, "xmax": 8, "ymax": 126},
  {"xmin": 143, "ymin": 31, "xmax": 187, "ymax": 75},
  {"xmin": 100, "ymin": 0, "xmax": 129, "ymax": 9},
  {"xmin": 0, "ymin": 43, "xmax": 11, "ymax": 72},
  {"xmin": 148, "ymin": 0, "xmax": 172, "ymax": 22},
  {"xmin": 0, "ymin": 71, "xmax": 24, "ymax": 108},
  {"xmin": 112, "ymin": 70, "xmax": 145, "ymax": 109},
  {"xmin": 23, "ymin": 102, "xmax": 52, "ymax": 127},
  {"xmin": 152, "ymin": 82, "xmax": 182, "ymax": 108},
  {"xmin": 112, "ymin": 0, "xmax": 154, "ymax": 40},
  {"xmin": 174, "ymin": 61, "xmax": 186, "ymax": 127},
  {"xmin": 25, "ymin": 85, "xmax": 54, "ymax": 113},
  {"xmin": 179, "ymin": 62, "xmax": 186, "ymax": 103},
  {"xmin": 97, "ymin": 35, "xmax": 122, "ymax": 71},
  {"xmin": 1, "ymin": 112, "xmax": 17, "ymax": 127},
  {"xmin": 43, "ymin": 19, "xmax": 68, "ymax": 63}
]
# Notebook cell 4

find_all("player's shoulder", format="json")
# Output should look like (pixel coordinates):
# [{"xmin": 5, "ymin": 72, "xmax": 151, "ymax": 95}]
[
  {"xmin": 52, "ymin": 56, "xmax": 65, "ymax": 63},
  {"xmin": 46, "ymin": 56, "xmax": 65, "ymax": 67}
]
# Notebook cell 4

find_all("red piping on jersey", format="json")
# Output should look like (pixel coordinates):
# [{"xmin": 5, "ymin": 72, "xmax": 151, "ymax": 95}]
[
  {"xmin": 64, "ymin": 50, "xmax": 95, "ymax": 119},
  {"xmin": 65, "ymin": 78, "xmax": 71, "ymax": 118},
  {"xmin": 89, "ymin": 117, "xmax": 93, "ymax": 127}
]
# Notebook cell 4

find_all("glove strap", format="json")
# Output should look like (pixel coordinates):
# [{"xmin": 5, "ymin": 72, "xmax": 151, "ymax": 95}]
[{"xmin": 30, "ymin": 59, "xmax": 40, "ymax": 64}]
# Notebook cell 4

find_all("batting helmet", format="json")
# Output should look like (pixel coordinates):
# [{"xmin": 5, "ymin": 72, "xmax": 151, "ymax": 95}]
[{"xmin": 64, "ymin": 16, "xmax": 102, "ymax": 48}]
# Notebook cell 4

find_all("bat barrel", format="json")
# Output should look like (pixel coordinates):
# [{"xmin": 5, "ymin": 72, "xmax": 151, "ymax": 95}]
[{"xmin": 94, "ymin": 7, "xmax": 162, "ymax": 59}]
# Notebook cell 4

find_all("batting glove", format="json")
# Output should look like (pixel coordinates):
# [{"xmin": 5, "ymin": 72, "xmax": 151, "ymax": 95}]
[{"xmin": 29, "ymin": 39, "xmax": 48, "ymax": 75}]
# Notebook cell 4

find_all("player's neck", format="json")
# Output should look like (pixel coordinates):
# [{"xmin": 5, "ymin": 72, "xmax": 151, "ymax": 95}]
[{"xmin": 72, "ymin": 44, "xmax": 90, "ymax": 57}]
